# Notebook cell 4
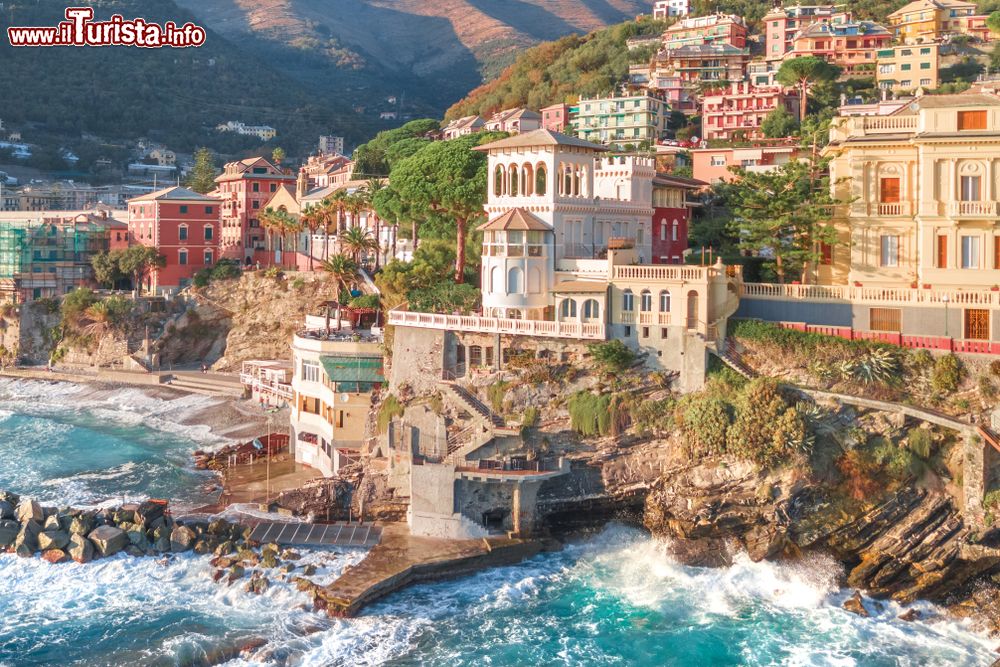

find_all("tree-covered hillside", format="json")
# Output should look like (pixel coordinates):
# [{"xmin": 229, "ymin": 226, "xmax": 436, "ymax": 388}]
[{"xmin": 0, "ymin": 0, "xmax": 374, "ymax": 153}]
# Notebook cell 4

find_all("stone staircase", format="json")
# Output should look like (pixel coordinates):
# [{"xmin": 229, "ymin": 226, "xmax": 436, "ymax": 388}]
[
  {"xmin": 713, "ymin": 342, "xmax": 757, "ymax": 380},
  {"xmin": 439, "ymin": 381, "xmax": 504, "ymax": 428},
  {"xmin": 160, "ymin": 371, "xmax": 246, "ymax": 397}
]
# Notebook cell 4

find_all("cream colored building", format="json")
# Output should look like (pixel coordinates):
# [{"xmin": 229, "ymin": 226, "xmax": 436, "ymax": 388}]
[
  {"xmin": 876, "ymin": 44, "xmax": 940, "ymax": 93},
  {"xmin": 289, "ymin": 322, "xmax": 384, "ymax": 476},
  {"xmin": 822, "ymin": 93, "xmax": 1000, "ymax": 296}
]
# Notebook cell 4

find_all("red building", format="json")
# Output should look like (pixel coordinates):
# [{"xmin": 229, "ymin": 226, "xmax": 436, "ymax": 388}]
[
  {"xmin": 127, "ymin": 186, "xmax": 220, "ymax": 292},
  {"xmin": 213, "ymin": 157, "xmax": 295, "ymax": 263},
  {"xmin": 540, "ymin": 103, "xmax": 571, "ymax": 132},
  {"xmin": 701, "ymin": 82, "xmax": 800, "ymax": 141},
  {"xmin": 651, "ymin": 174, "xmax": 704, "ymax": 264}
]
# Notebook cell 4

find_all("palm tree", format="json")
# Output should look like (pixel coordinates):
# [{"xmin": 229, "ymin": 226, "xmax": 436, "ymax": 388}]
[
  {"xmin": 258, "ymin": 207, "xmax": 298, "ymax": 266},
  {"xmin": 340, "ymin": 226, "xmax": 377, "ymax": 266},
  {"xmin": 81, "ymin": 302, "xmax": 113, "ymax": 338},
  {"xmin": 343, "ymin": 192, "xmax": 366, "ymax": 231},
  {"xmin": 320, "ymin": 254, "xmax": 358, "ymax": 331},
  {"xmin": 362, "ymin": 178, "xmax": 386, "ymax": 268},
  {"xmin": 300, "ymin": 206, "xmax": 322, "ymax": 272}
]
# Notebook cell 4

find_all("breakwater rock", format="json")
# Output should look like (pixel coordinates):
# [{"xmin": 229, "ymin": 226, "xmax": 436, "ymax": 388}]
[{"xmin": 0, "ymin": 490, "xmax": 249, "ymax": 563}]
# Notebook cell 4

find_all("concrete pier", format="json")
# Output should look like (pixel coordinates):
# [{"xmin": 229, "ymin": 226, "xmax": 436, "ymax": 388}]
[{"xmin": 313, "ymin": 523, "xmax": 550, "ymax": 617}]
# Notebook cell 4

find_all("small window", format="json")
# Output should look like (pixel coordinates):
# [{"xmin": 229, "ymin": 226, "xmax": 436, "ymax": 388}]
[
  {"xmin": 880, "ymin": 235, "xmax": 899, "ymax": 267},
  {"xmin": 640, "ymin": 290, "xmax": 652, "ymax": 312},
  {"xmin": 938, "ymin": 235, "xmax": 948, "ymax": 268},
  {"xmin": 178, "ymin": 226, "xmax": 188, "ymax": 241},
  {"xmin": 270, "ymin": 183, "xmax": 277, "ymax": 192},
  {"xmin": 961, "ymin": 235, "xmax": 980, "ymax": 269},
  {"xmin": 958, "ymin": 110, "xmax": 987, "ymax": 130},
  {"xmin": 870, "ymin": 307, "xmax": 901, "ymax": 332},
  {"xmin": 710, "ymin": 155, "xmax": 726, "ymax": 167},
  {"xmin": 179, "ymin": 205, "xmax": 188, "ymax": 214},
  {"xmin": 961, "ymin": 175, "xmax": 981, "ymax": 202},
  {"xmin": 252, "ymin": 201, "xmax": 260, "ymax": 209},
  {"xmin": 660, "ymin": 328, "xmax": 668, "ymax": 339},
  {"xmin": 302, "ymin": 359, "xmax": 321, "ymax": 383},
  {"xmin": 205, "ymin": 206, "xmax": 214, "ymax": 214},
  {"xmin": 642, "ymin": 327, "xmax": 650, "ymax": 339},
  {"xmin": 252, "ymin": 182, "xmax": 260, "ymax": 192},
  {"xmin": 879, "ymin": 177, "xmax": 900, "ymax": 203},
  {"xmin": 178, "ymin": 249, "xmax": 188, "ymax": 266},
  {"xmin": 920, "ymin": 62, "xmax": 930, "ymax": 69},
  {"xmin": 622, "ymin": 289, "xmax": 634, "ymax": 312},
  {"xmin": 204, "ymin": 250, "xmax": 213, "ymax": 266},
  {"xmin": 820, "ymin": 242, "xmax": 833, "ymax": 265},
  {"xmin": 204, "ymin": 225, "xmax": 214, "ymax": 241}
]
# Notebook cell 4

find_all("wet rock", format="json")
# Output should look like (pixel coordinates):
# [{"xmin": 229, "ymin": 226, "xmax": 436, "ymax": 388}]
[
  {"xmin": 294, "ymin": 576, "xmax": 316, "ymax": 592},
  {"xmin": 113, "ymin": 507, "xmax": 136, "ymax": 525},
  {"xmin": 16, "ymin": 498, "xmax": 43, "ymax": 523},
  {"xmin": 0, "ymin": 519, "xmax": 19, "ymax": 547},
  {"xmin": 280, "ymin": 563, "xmax": 296, "ymax": 574},
  {"xmin": 127, "ymin": 529, "xmax": 150, "ymax": 550},
  {"xmin": 0, "ymin": 490, "xmax": 20, "ymax": 506},
  {"xmin": 68, "ymin": 533, "xmax": 94, "ymax": 563},
  {"xmin": 208, "ymin": 519, "xmax": 229, "ymax": 536},
  {"xmin": 154, "ymin": 535, "xmax": 171, "ymax": 553},
  {"xmin": 843, "ymin": 592, "xmax": 870, "ymax": 617},
  {"xmin": 170, "ymin": 526, "xmax": 197, "ymax": 552},
  {"xmin": 261, "ymin": 550, "xmax": 279, "ymax": 569},
  {"xmin": 134, "ymin": 500, "xmax": 164, "ymax": 527},
  {"xmin": 281, "ymin": 549, "xmax": 301, "ymax": 561},
  {"xmin": 214, "ymin": 540, "xmax": 234, "ymax": 557},
  {"xmin": 0, "ymin": 500, "xmax": 15, "ymax": 520},
  {"xmin": 898, "ymin": 609, "xmax": 922, "ymax": 622},
  {"xmin": 125, "ymin": 545, "xmax": 145, "ymax": 557},
  {"xmin": 194, "ymin": 539, "xmax": 215, "ymax": 555},
  {"xmin": 43, "ymin": 515, "xmax": 61, "ymax": 531},
  {"xmin": 37, "ymin": 530, "xmax": 70, "ymax": 551},
  {"xmin": 88, "ymin": 525, "xmax": 128, "ymax": 557},
  {"xmin": 227, "ymin": 564, "xmax": 245, "ymax": 585},
  {"xmin": 41, "ymin": 548, "xmax": 68, "ymax": 564},
  {"xmin": 211, "ymin": 556, "xmax": 236, "ymax": 569},
  {"xmin": 245, "ymin": 572, "xmax": 269, "ymax": 595},
  {"xmin": 69, "ymin": 513, "xmax": 95, "ymax": 536},
  {"xmin": 15, "ymin": 519, "xmax": 42, "ymax": 555},
  {"xmin": 302, "ymin": 564, "xmax": 317, "ymax": 576}
]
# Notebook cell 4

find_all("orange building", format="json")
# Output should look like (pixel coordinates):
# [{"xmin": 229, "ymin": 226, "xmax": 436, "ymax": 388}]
[
  {"xmin": 212, "ymin": 157, "xmax": 295, "ymax": 264},
  {"xmin": 787, "ymin": 20, "xmax": 892, "ymax": 76}
]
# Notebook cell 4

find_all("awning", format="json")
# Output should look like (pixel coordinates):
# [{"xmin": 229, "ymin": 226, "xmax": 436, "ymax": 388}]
[{"xmin": 319, "ymin": 355, "xmax": 385, "ymax": 383}]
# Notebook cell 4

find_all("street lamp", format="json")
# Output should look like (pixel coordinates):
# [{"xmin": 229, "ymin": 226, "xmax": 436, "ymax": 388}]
[
  {"xmin": 942, "ymin": 294, "xmax": 950, "ymax": 338},
  {"xmin": 264, "ymin": 406, "xmax": 281, "ymax": 507}
]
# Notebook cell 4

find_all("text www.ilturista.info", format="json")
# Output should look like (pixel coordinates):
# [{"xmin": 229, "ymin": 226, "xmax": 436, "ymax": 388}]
[{"xmin": 7, "ymin": 7, "xmax": 206, "ymax": 48}]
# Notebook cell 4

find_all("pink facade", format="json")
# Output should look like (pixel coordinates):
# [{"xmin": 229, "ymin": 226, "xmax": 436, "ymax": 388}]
[
  {"xmin": 701, "ymin": 83, "xmax": 800, "ymax": 141},
  {"xmin": 540, "ymin": 103, "xmax": 571, "ymax": 132},
  {"xmin": 763, "ymin": 5, "xmax": 851, "ymax": 61},
  {"xmin": 127, "ymin": 186, "xmax": 220, "ymax": 291},
  {"xmin": 691, "ymin": 143, "xmax": 802, "ymax": 184},
  {"xmin": 213, "ymin": 157, "xmax": 295, "ymax": 264}
]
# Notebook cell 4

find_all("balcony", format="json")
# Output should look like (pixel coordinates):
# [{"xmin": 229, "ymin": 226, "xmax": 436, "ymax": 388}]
[
  {"xmin": 638, "ymin": 311, "xmax": 672, "ymax": 325},
  {"xmin": 949, "ymin": 201, "xmax": 998, "ymax": 218},
  {"xmin": 388, "ymin": 309, "xmax": 606, "ymax": 340},
  {"xmin": 850, "ymin": 201, "xmax": 912, "ymax": 217}
]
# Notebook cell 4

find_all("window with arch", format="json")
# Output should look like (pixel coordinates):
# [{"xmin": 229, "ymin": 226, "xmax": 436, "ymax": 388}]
[
  {"xmin": 622, "ymin": 289, "xmax": 634, "ymax": 311},
  {"xmin": 204, "ymin": 249, "xmax": 213, "ymax": 266},
  {"xmin": 559, "ymin": 299, "xmax": 578, "ymax": 319},
  {"xmin": 640, "ymin": 289, "xmax": 652, "ymax": 312},
  {"xmin": 178, "ymin": 224, "xmax": 188, "ymax": 241},
  {"xmin": 659, "ymin": 290, "xmax": 671, "ymax": 312},
  {"xmin": 523, "ymin": 164, "xmax": 534, "ymax": 196},
  {"xmin": 507, "ymin": 266, "xmax": 523, "ymax": 294},
  {"xmin": 178, "ymin": 249, "xmax": 188, "ymax": 266},
  {"xmin": 582, "ymin": 299, "xmax": 600, "ymax": 320},
  {"xmin": 494, "ymin": 165, "xmax": 504, "ymax": 196},
  {"xmin": 490, "ymin": 266, "xmax": 500, "ymax": 292},
  {"xmin": 535, "ymin": 165, "xmax": 547, "ymax": 196},
  {"xmin": 204, "ymin": 224, "xmax": 214, "ymax": 241},
  {"xmin": 509, "ymin": 165, "xmax": 519, "ymax": 197},
  {"xmin": 563, "ymin": 167, "xmax": 573, "ymax": 196}
]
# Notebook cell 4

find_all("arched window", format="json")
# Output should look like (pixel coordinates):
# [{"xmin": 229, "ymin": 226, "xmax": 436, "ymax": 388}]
[
  {"xmin": 178, "ymin": 224, "xmax": 189, "ymax": 241},
  {"xmin": 523, "ymin": 163, "xmax": 534, "ymax": 196},
  {"xmin": 536, "ymin": 165, "xmax": 547, "ymax": 196},
  {"xmin": 659, "ymin": 290, "xmax": 671, "ymax": 312},
  {"xmin": 563, "ymin": 166, "xmax": 573, "ymax": 196},
  {"xmin": 507, "ymin": 266, "xmax": 523, "ymax": 294},
  {"xmin": 494, "ymin": 165, "xmax": 504, "ymax": 196},
  {"xmin": 559, "ymin": 299, "xmax": 577, "ymax": 319},
  {"xmin": 687, "ymin": 290, "xmax": 699, "ymax": 330},
  {"xmin": 490, "ymin": 266, "xmax": 500, "ymax": 292},
  {"xmin": 640, "ymin": 289, "xmax": 652, "ymax": 312},
  {"xmin": 204, "ymin": 224, "xmax": 214, "ymax": 241},
  {"xmin": 509, "ymin": 165, "xmax": 519, "ymax": 197},
  {"xmin": 622, "ymin": 289, "xmax": 634, "ymax": 312},
  {"xmin": 582, "ymin": 299, "xmax": 600, "ymax": 320}
]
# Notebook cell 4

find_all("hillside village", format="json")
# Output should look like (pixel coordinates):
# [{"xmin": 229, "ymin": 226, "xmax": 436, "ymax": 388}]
[{"xmin": 8, "ymin": 0, "xmax": 1000, "ymax": 628}]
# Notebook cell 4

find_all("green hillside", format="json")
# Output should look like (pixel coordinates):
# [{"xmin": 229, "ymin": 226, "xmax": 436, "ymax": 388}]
[{"xmin": 0, "ymin": 0, "xmax": 375, "ymax": 154}]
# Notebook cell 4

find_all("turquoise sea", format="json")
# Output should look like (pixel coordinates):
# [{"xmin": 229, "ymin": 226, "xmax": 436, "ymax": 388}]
[{"xmin": 0, "ymin": 378, "xmax": 995, "ymax": 666}]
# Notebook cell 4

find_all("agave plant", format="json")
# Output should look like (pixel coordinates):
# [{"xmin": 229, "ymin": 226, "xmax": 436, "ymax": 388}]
[{"xmin": 841, "ymin": 347, "xmax": 899, "ymax": 386}]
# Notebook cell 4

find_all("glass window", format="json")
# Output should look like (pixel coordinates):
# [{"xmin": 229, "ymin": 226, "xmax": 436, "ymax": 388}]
[
  {"xmin": 559, "ymin": 299, "xmax": 577, "ymax": 318},
  {"xmin": 583, "ymin": 299, "xmax": 600, "ymax": 319},
  {"xmin": 178, "ymin": 225, "xmax": 188, "ymax": 241},
  {"xmin": 640, "ymin": 290, "xmax": 652, "ymax": 312},
  {"xmin": 622, "ymin": 289, "xmax": 634, "ymax": 312},
  {"xmin": 961, "ymin": 175, "xmax": 981, "ymax": 201},
  {"xmin": 179, "ymin": 205, "xmax": 188, "ymax": 214},
  {"xmin": 178, "ymin": 249, "xmax": 188, "ymax": 266},
  {"xmin": 880, "ymin": 235, "xmax": 899, "ymax": 267},
  {"xmin": 659, "ymin": 290, "xmax": 671, "ymax": 311},
  {"xmin": 204, "ymin": 225, "xmax": 214, "ymax": 241},
  {"xmin": 302, "ymin": 359, "xmax": 321, "ymax": 383},
  {"xmin": 961, "ymin": 235, "xmax": 980, "ymax": 269}
]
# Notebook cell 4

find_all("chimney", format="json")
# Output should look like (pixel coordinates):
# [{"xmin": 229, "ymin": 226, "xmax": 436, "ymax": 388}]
[{"xmin": 296, "ymin": 169, "xmax": 308, "ymax": 201}]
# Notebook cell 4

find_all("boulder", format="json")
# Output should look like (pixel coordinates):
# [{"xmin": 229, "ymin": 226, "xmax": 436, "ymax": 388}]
[
  {"xmin": 227, "ymin": 564, "xmax": 245, "ymax": 585},
  {"xmin": 14, "ymin": 519, "xmax": 42, "ymax": 555},
  {"xmin": 170, "ymin": 526, "xmax": 197, "ymax": 552},
  {"xmin": 301, "ymin": 564, "xmax": 317, "ymax": 576},
  {"xmin": 0, "ymin": 490, "xmax": 20, "ymax": 506},
  {"xmin": 0, "ymin": 519, "xmax": 19, "ymax": 547},
  {"xmin": 127, "ymin": 529, "xmax": 149, "ymax": 550},
  {"xmin": 134, "ymin": 500, "xmax": 165, "ymax": 528},
  {"xmin": 843, "ymin": 591, "xmax": 870, "ymax": 618},
  {"xmin": 41, "ymin": 549, "xmax": 67, "ymax": 564},
  {"xmin": 69, "ymin": 513, "xmax": 95, "ymax": 536},
  {"xmin": 261, "ymin": 550, "xmax": 279, "ymax": 569},
  {"xmin": 88, "ymin": 525, "xmax": 128, "ymax": 557},
  {"xmin": 214, "ymin": 541, "xmax": 235, "ymax": 557},
  {"xmin": 0, "ymin": 500, "xmax": 14, "ymax": 520},
  {"xmin": 37, "ymin": 530, "xmax": 70, "ymax": 551},
  {"xmin": 898, "ymin": 609, "xmax": 922, "ymax": 622},
  {"xmin": 68, "ymin": 534, "xmax": 94, "ymax": 563},
  {"xmin": 16, "ymin": 498, "xmax": 43, "ymax": 523},
  {"xmin": 153, "ymin": 536, "xmax": 171, "ymax": 553},
  {"xmin": 281, "ymin": 549, "xmax": 301, "ymax": 561},
  {"xmin": 125, "ymin": 545, "xmax": 145, "ymax": 557},
  {"xmin": 113, "ymin": 506, "xmax": 136, "ymax": 525},
  {"xmin": 43, "ymin": 515, "xmax": 61, "ymax": 531},
  {"xmin": 208, "ymin": 519, "xmax": 229, "ymax": 536},
  {"xmin": 244, "ymin": 572, "xmax": 269, "ymax": 595}
]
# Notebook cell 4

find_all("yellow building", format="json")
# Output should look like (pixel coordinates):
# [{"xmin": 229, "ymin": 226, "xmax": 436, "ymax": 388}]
[
  {"xmin": 887, "ymin": 0, "xmax": 985, "ymax": 44},
  {"xmin": 876, "ymin": 44, "xmax": 940, "ymax": 93},
  {"xmin": 822, "ymin": 92, "xmax": 1000, "ymax": 293}
]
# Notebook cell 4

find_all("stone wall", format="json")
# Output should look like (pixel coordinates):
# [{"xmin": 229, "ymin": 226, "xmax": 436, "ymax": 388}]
[
  {"xmin": 389, "ymin": 326, "xmax": 446, "ymax": 394},
  {"xmin": 408, "ymin": 462, "xmax": 487, "ymax": 539}
]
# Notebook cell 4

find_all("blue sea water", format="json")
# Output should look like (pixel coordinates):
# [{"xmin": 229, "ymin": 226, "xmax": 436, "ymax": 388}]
[{"xmin": 0, "ymin": 378, "xmax": 996, "ymax": 666}]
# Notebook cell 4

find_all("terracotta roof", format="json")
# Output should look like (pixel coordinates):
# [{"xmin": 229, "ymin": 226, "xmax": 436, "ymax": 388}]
[
  {"xmin": 128, "ymin": 186, "xmax": 218, "ymax": 203},
  {"xmin": 473, "ymin": 129, "xmax": 607, "ymax": 152},
  {"xmin": 902, "ymin": 93, "xmax": 1000, "ymax": 110},
  {"xmin": 477, "ymin": 208, "xmax": 551, "ymax": 232},
  {"xmin": 551, "ymin": 280, "xmax": 608, "ymax": 294},
  {"xmin": 888, "ymin": 0, "xmax": 976, "ymax": 18}
]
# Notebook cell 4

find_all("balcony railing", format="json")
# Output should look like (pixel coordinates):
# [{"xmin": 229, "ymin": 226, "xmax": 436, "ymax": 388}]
[
  {"xmin": 638, "ymin": 312, "xmax": 672, "ymax": 325},
  {"xmin": 851, "ymin": 201, "xmax": 912, "ymax": 216},
  {"xmin": 388, "ymin": 309, "xmax": 606, "ymax": 340},
  {"xmin": 741, "ymin": 282, "xmax": 1000, "ymax": 307},
  {"xmin": 613, "ymin": 264, "xmax": 736, "ymax": 282},
  {"xmin": 859, "ymin": 116, "xmax": 918, "ymax": 133},
  {"xmin": 949, "ymin": 201, "xmax": 998, "ymax": 218}
]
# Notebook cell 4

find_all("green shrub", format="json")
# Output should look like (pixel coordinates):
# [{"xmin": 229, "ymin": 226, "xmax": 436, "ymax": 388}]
[
  {"xmin": 349, "ymin": 293, "xmax": 380, "ymax": 309},
  {"xmin": 871, "ymin": 437, "xmax": 922, "ymax": 480},
  {"xmin": 290, "ymin": 277, "xmax": 306, "ymax": 290},
  {"xmin": 587, "ymin": 340, "xmax": 636, "ymax": 374},
  {"xmin": 984, "ymin": 489, "xmax": 1000, "ymax": 526},
  {"xmin": 726, "ymin": 377, "xmax": 810, "ymax": 466},
  {"xmin": 633, "ymin": 397, "xmax": 676, "ymax": 434},
  {"xmin": 263, "ymin": 267, "xmax": 282, "ymax": 280},
  {"xmin": 911, "ymin": 349, "xmax": 934, "ymax": 370},
  {"xmin": 568, "ymin": 391, "xmax": 612, "ymax": 437},
  {"xmin": 521, "ymin": 406, "xmax": 539, "ymax": 429},
  {"xmin": 931, "ymin": 354, "xmax": 963, "ymax": 394},
  {"xmin": 676, "ymin": 393, "xmax": 731, "ymax": 458},
  {"xmin": 979, "ymin": 375, "xmax": 997, "ymax": 400},
  {"xmin": 377, "ymin": 394, "xmax": 404, "ymax": 434},
  {"xmin": 906, "ymin": 427, "xmax": 934, "ymax": 460},
  {"xmin": 487, "ymin": 380, "xmax": 510, "ymax": 414},
  {"xmin": 991, "ymin": 359, "xmax": 1000, "ymax": 378}
]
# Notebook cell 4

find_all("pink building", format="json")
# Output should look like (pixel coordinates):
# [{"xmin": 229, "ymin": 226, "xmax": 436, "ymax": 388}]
[
  {"xmin": 763, "ymin": 4, "xmax": 852, "ymax": 62},
  {"xmin": 662, "ymin": 14, "xmax": 748, "ymax": 50},
  {"xmin": 127, "ymin": 186, "xmax": 220, "ymax": 292},
  {"xmin": 540, "ymin": 103, "xmax": 571, "ymax": 132},
  {"xmin": 701, "ymin": 83, "xmax": 800, "ymax": 141},
  {"xmin": 652, "ymin": 174, "xmax": 704, "ymax": 264},
  {"xmin": 788, "ymin": 20, "xmax": 891, "ymax": 76},
  {"xmin": 691, "ymin": 142, "xmax": 802, "ymax": 184},
  {"xmin": 484, "ymin": 108, "xmax": 542, "ymax": 134},
  {"xmin": 213, "ymin": 157, "xmax": 295, "ymax": 264}
]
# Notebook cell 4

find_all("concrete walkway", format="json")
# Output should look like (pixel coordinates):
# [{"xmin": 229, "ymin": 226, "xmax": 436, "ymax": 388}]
[{"xmin": 313, "ymin": 523, "xmax": 548, "ymax": 617}]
